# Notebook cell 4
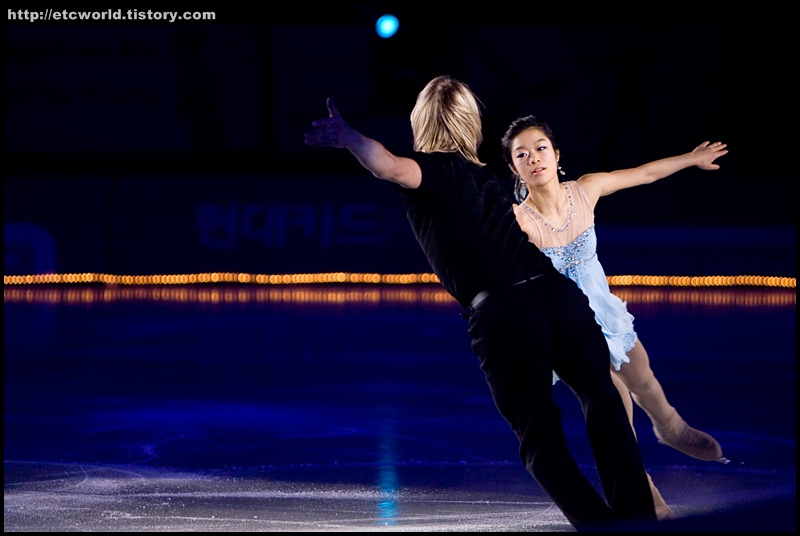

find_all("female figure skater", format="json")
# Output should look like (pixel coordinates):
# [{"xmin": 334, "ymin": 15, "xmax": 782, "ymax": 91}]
[{"xmin": 501, "ymin": 114, "xmax": 729, "ymax": 520}]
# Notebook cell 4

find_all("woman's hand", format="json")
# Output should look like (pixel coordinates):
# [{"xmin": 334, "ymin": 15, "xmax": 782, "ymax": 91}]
[{"xmin": 693, "ymin": 141, "xmax": 728, "ymax": 171}]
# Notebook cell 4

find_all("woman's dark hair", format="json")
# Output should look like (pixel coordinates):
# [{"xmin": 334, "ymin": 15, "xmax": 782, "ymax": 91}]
[{"xmin": 500, "ymin": 115, "xmax": 559, "ymax": 168}]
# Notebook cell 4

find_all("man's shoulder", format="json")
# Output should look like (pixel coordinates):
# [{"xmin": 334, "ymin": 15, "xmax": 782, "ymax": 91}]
[{"xmin": 415, "ymin": 151, "xmax": 486, "ymax": 171}]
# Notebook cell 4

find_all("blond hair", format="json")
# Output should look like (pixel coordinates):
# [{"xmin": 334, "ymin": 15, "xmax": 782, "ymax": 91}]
[{"xmin": 409, "ymin": 75, "xmax": 485, "ymax": 167}]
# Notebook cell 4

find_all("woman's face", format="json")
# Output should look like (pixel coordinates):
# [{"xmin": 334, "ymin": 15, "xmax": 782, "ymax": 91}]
[{"xmin": 509, "ymin": 127, "xmax": 560, "ymax": 188}]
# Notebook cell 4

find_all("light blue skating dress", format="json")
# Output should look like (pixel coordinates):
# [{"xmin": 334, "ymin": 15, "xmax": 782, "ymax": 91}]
[{"xmin": 513, "ymin": 181, "xmax": 637, "ymax": 384}]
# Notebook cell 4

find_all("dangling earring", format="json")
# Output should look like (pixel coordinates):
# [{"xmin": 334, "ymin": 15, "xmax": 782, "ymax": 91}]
[
  {"xmin": 514, "ymin": 176, "xmax": 528, "ymax": 203},
  {"xmin": 558, "ymin": 165, "xmax": 566, "ymax": 176}
]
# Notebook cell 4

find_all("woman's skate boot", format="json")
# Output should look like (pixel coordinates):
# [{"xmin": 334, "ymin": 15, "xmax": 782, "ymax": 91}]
[{"xmin": 653, "ymin": 412, "xmax": 728, "ymax": 463}]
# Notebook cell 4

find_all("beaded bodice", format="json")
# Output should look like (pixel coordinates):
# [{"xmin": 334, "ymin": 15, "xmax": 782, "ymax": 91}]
[{"xmin": 540, "ymin": 227, "xmax": 597, "ymax": 279}]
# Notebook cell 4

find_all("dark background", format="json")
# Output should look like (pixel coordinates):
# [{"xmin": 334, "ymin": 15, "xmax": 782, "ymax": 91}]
[{"xmin": 4, "ymin": 7, "xmax": 796, "ymax": 277}]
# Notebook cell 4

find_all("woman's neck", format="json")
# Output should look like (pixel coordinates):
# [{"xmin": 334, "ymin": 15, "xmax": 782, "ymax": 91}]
[{"xmin": 525, "ymin": 181, "xmax": 567, "ymax": 218}]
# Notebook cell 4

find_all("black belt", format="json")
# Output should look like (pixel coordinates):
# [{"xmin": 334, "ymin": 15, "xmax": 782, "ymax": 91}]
[{"xmin": 468, "ymin": 273, "xmax": 546, "ymax": 312}]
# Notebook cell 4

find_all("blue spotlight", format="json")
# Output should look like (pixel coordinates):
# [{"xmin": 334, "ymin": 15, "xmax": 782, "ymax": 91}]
[{"xmin": 375, "ymin": 14, "xmax": 399, "ymax": 38}]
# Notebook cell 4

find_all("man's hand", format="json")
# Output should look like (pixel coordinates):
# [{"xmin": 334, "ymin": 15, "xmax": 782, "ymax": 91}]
[{"xmin": 304, "ymin": 98, "xmax": 360, "ymax": 149}]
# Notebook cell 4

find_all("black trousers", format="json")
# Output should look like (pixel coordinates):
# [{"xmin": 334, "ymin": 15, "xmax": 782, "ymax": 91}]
[{"xmin": 464, "ymin": 272, "xmax": 656, "ymax": 530}]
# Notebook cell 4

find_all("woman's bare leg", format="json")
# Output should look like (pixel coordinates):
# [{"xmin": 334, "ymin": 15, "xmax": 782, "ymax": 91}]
[
  {"xmin": 610, "ymin": 371, "xmax": 634, "ymax": 429},
  {"xmin": 610, "ymin": 370, "xmax": 675, "ymax": 520},
  {"xmin": 613, "ymin": 340, "xmax": 725, "ymax": 462}
]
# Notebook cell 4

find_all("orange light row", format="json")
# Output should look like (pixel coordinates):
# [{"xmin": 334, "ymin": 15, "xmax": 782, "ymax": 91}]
[
  {"xmin": 3, "ymin": 272, "xmax": 442, "ymax": 286},
  {"xmin": 4, "ymin": 285, "xmax": 795, "ymax": 309},
  {"xmin": 3, "ymin": 272, "xmax": 795, "ymax": 289}
]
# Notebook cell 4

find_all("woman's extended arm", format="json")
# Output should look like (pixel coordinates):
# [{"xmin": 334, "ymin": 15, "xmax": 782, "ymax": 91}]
[{"xmin": 578, "ymin": 141, "xmax": 728, "ymax": 204}]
